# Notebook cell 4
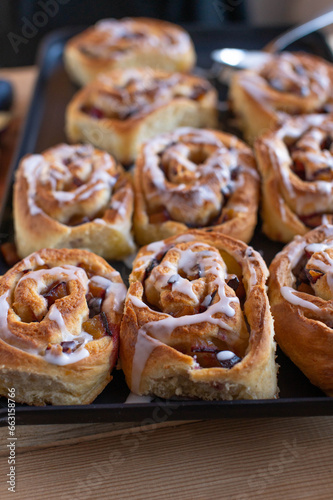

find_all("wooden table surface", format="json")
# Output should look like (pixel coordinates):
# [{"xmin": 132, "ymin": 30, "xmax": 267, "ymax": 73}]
[{"xmin": 0, "ymin": 67, "xmax": 333, "ymax": 500}]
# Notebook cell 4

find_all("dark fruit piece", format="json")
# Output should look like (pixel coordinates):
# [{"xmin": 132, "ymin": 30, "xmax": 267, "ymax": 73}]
[
  {"xmin": 87, "ymin": 296, "xmax": 103, "ymax": 318},
  {"xmin": 61, "ymin": 341, "xmax": 78, "ymax": 353},
  {"xmin": 81, "ymin": 105, "xmax": 105, "ymax": 119},
  {"xmin": 144, "ymin": 258, "xmax": 160, "ymax": 280},
  {"xmin": 67, "ymin": 214, "xmax": 91, "ymax": 226},
  {"xmin": 297, "ymin": 282, "xmax": 314, "ymax": 294},
  {"xmin": 71, "ymin": 176, "xmax": 84, "ymax": 188},
  {"xmin": 199, "ymin": 290, "xmax": 217, "ymax": 313},
  {"xmin": 300, "ymin": 213, "xmax": 326, "ymax": 229},
  {"xmin": 83, "ymin": 315, "xmax": 106, "ymax": 339},
  {"xmin": 189, "ymin": 84, "xmax": 209, "ymax": 100},
  {"xmin": 149, "ymin": 209, "xmax": 171, "ymax": 224},
  {"xmin": 292, "ymin": 160, "xmax": 306, "ymax": 180},
  {"xmin": 320, "ymin": 136, "xmax": 333, "ymax": 151},
  {"xmin": 191, "ymin": 346, "xmax": 220, "ymax": 368},
  {"xmin": 226, "ymin": 275, "xmax": 239, "ymax": 292},
  {"xmin": 83, "ymin": 312, "xmax": 119, "ymax": 340},
  {"xmin": 306, "ymin": 268, "xmax": 325, "ymax": 284},
  {"xmin": 216, "ymin": 352, "xmax": 241, "ymax": 369},
  {"xmin": 230, "ymin": 166, "xmax": 241, "ymax": 180},
  {"xmin": 88, "ymin": 282, "xmax": 106, "ymax": 299},
  {"xmin": 100, "ymin": 311, "xmax": 112, "ymax": 336},
  {"xmin": 44, "ymin": 282, "xmax": 67, "ymax": 307},
  {"xmin": 189, "ymin": 264, "xmax": 202, "ymax": 280},
  {"xmin": 167, "ymin": 274, "xmax": 179, "ymax": 285}
]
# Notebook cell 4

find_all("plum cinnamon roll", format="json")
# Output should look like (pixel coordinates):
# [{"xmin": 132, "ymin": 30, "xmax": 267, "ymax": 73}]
[
  {"xmin": 65, "ymin": 68, "xmax": 218, "ymax": 164},
  {"xmin": 120, "ymin": 230, "xmax": 278, "ymax": 400},
  {"xmin": 64, "ymin": 17, "xmax": 196, "ymax": 86},
  {"xmin": 269, "ymin": 224, "xmax": 333, "ymax": 396},
  {"xmin": 14, "ymin": 143, "xmax": 135, "ymax": 259},
  {"xmin": 229, "ymin": 52, "xmax": 333, "ymax": 143},
  {"xmin": 0, "ymin": 248, "xmax": 126, "ymax": 405},
  {"xmin": 133, "ymin": 128, "xmax": 259, "ymax": 245},
  {"xmin": 255, "ymin": 114, "xmax": 333, "ymax": 243}
]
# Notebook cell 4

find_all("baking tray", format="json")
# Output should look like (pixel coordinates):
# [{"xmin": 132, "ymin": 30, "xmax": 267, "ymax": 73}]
[{"xmin": 1, "ymin": 25, "xmax": 333, "ymax": 425}]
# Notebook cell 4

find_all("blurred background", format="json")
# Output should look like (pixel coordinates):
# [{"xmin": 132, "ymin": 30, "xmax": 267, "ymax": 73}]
[{"xmin": 1, "ymin": 0, "xmax": 333, "ymax": 67}]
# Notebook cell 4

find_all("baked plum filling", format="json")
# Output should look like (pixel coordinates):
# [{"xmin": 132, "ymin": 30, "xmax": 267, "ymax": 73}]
[
  {"xmin": 191, "ymin": 347, "xmax": 241, "ymax": 369},
  {"xmin": 83, "ymin": 281, "xmax": 117, "ymax": 339},
  {"xmin": 44, "ymin": 281, "xmax": 68, "ymax": 307},
  {"xmin": 81, "ymin": 105, "xmax": 105, "ymax": 119},
  {"xmin": 80, "ymin": 74, "xmax": 212, "ymax": 124}
]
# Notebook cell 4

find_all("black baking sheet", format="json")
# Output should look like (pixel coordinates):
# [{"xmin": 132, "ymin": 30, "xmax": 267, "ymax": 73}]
[{"xmin": 0, "ymin": 25, "xmax": 332, "ymax": 425}]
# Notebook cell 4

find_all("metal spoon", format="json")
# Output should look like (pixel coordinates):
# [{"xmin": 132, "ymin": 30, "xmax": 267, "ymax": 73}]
[{"xmin": 209, "ymin": 10, "xmax": 333, "ymax": 78}]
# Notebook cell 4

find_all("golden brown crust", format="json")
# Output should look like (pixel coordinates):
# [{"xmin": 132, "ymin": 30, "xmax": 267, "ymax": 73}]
[
  {"xmin": 0, "ymin": 248, "xmax": 127, "ymax": 405},
  {"xmin": 133, "ymin": 128, "xmax": 260, "ymax": 245},
  {"xmin": 120, "ymin": 230, "xmax": 278, "ymax": 400},
  {"xmin": 229, "ymin": 52, "xmax": 333, "ymax": 143},
  {"xmin": 255, "ymin": 114, "xmax": 333, "ymax": 243},
  {"xmin": 64, "ymin": 17, "xmax": 196, "ymax": 86},
  {"xmin": 269, "ymin": 225, "xmax": 333, "ymax": 396},
  {"xmin": 13, "ymin": 143, "xmax": 135, "ymax": 259},
  {"xmin": 65, "ymin": 69, "xmax": 218, "ymax": 164}
]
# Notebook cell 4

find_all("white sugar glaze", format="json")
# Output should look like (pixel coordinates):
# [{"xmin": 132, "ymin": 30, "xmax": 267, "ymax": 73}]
[
  {"xmin": 131, "ymin": 330, "xmax": 164, "ymax": 393},
  {"xmin": 280, "ymin": 286, "xmax": 320, "ymax": 312},
  {"xmin": 89, "ymin": 275, "xmax": 127, "ymax": 312},
  {"xmin": 130, "ymin": 240, "xmax": 247, "ymax": 391},
  {"xmin": 124, "ymin": 392, "xmax": 153, "ymax": 404},
  {"xmin": 0, "ymin": 262, "xmax": 125, "ymax": 366},
  {"xmin": 94, "ymin": 18, "xmax": 190, "ymax": 55},
  {"xmin": 47, "ymin": 305, "xmax": 93, "ymax": 365},
  {"xmin": 22, "ymin": 147, "xmax": 117, "ymax": 222},
  {"xmin": 19, "ymin": 265, "xmax": 88, "ymax": 289},
  {"xmin": 0, "ymin": 289, "xmax": 92, "ymax": 365},
  {"xmin": 141, "ymin": 128, "xmax": 255, "ymax": 220},
  {"xmin": 216, "ymin": 350, "xmax": 236, "ymax": 362}
]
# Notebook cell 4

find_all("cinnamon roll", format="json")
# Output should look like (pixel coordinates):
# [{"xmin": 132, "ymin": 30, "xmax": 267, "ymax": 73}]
[
  {"xmin": 14, "ymin": 143, "xmax": 135, "ymax": 259},
  {"xmin": 65, "ymin": 68, "xmax": 218, "ymax": 164},
  {"xmin": 134, "ymin": 128, "xmax": 259, "ymax": 245},
  {"xmin": 64, "ymin": 17, "xmax": 196, "ymax": 86},
  {"xmin": 120, "ymin": 230, "xmax": 278, "ymax": 400},
  {"xmin": 229, "ymin": 52, "xmax": 333, "ymax": 143},
  {"xmin": 255, "ymin": 114, "xmax": 333, "ymax": 243},
  {"xmin": 269, "ymin": 224, "xmax": 333, "ymax": 396},
  {"xmin": 0, "ymin": 248, "xmax": 126, "ymax": 405}
]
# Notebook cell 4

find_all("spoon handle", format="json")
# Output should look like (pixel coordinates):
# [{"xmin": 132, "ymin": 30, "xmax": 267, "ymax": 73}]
[{"xmin": 264, "ymin": 10, "xmax": 333, "ymax": 53}]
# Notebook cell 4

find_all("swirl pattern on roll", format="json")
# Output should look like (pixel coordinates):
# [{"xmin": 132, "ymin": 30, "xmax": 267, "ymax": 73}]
[
  {"xmin": 64, "ymin": 17, "xmax": 196, "ymax": 85},
  {"xmin": 0, "ymin": 248, "xmax": 126, "ymax": 405},
  {"xmin": 255, "ymin": 114, "xmax": 333, "ymax": 243},
  {"xmin": 120, "ymin": 231, "xmax": 278, "ymax": 400},
  {"xmin": 269, "ymin": 224, "xmax": 333, "ymax": 396},
  {"xmin": 134, "ymin": 128, "xmax": 259, "ymax": 245},
  {"xmin": 229, "ymin": 52, "xmax": 333, "ymax": 142},
  {"xmin": 14, "ymin": 143, "xmax": 135, "ymax": 259},
  {"xmin": 65, "ymin": 69, "xmax": 218, "ymax": 164}
]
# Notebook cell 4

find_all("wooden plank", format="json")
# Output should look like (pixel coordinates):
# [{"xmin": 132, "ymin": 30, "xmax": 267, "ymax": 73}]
[
  {"xmin": 0, "ymin": 420, "xmax": 197, "ymax": 453},
  {"xmin": 1, "ymin": 417, "xmax": 333, "ymax": 500}
]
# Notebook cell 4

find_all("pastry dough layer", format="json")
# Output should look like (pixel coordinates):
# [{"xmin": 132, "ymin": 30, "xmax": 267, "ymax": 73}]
[
  {"xmin": 65, "ymin": 69, "xmax": 218, "ymax": 164},
  {"xmin": 120, "ymin": 230, "xmax": 278, "ymax": 400},
  {"xmin": 134, "ymin": 127, "xmax": 259, "ymax": 245},
  {"xmin": 229, "ymin": 52, "xmax": 333, "ymax": 143},
  {"xmin": 64, "ymin": 17, "xmax": 196, "ymax": 86},
  {"xmin": 269, "ymin": 224, "xmax": 333, "ymax": 396},
  {"xmin": 0, "ymin": 248, "xmax": 126, "ymax": 405},
  {"xmin": 255, "ymin": 114, "xmax": 333, "ymax": 243},
  {"xmin": 14, "ymin": 143, "xmax": 135, "ymax": 259}
]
